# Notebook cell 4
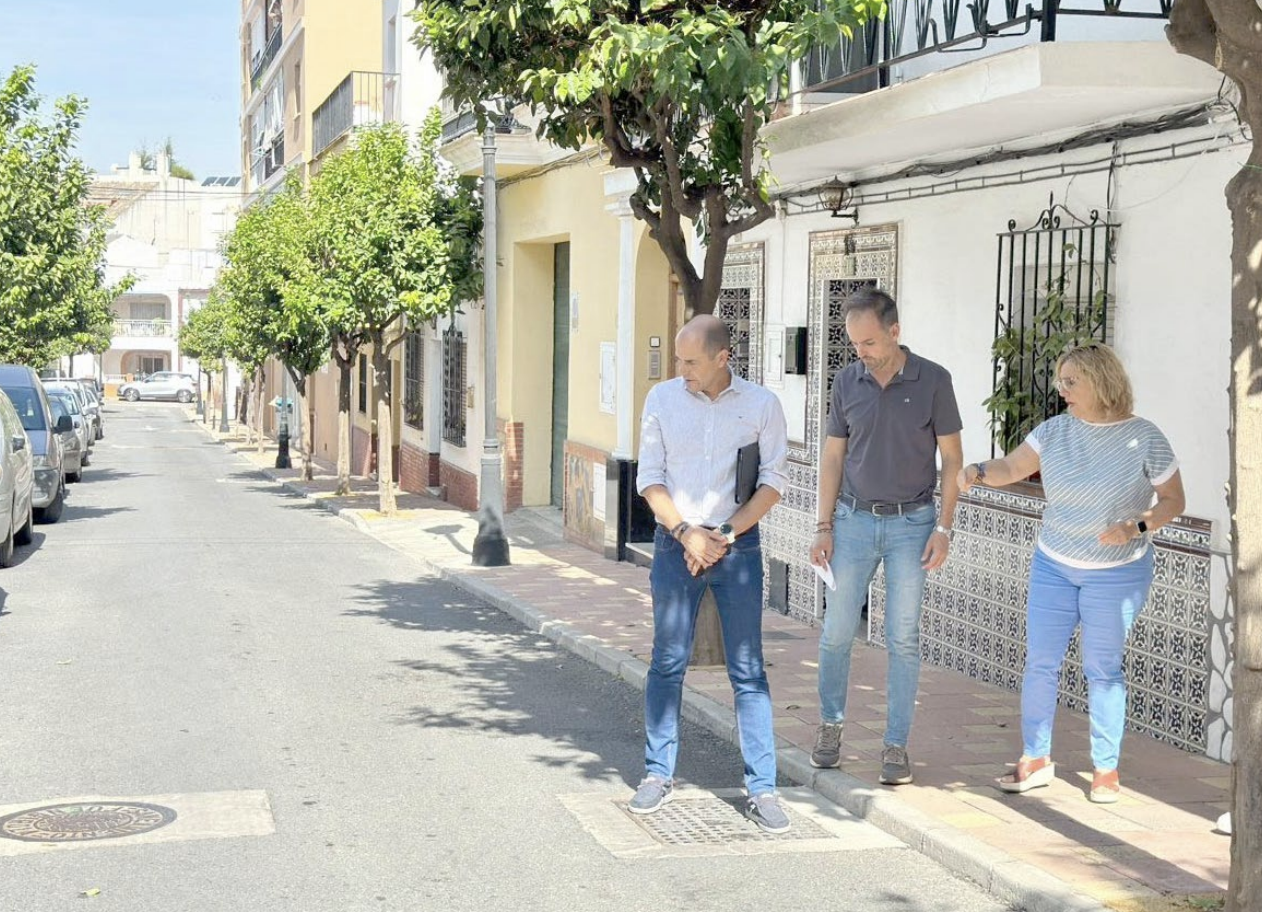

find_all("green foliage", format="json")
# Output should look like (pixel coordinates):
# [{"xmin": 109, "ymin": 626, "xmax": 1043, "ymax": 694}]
[
  {"xmin": 984, "ymin": 243, "xmax": 1108, "ymax": 453},
  {"xmin": 412, "ymin": 0, "xmax": 881, "ymax": 312},
  {"xmin": 178, "ymin": 289, "xmax": 231, "ymax": 372},
  {"xmin": 0, "ymin": 65, "xmax": 131, "ymax": 366},
  {"xmin": 307, "ymin": 113, "xmax": 483, "ymax": 348}
]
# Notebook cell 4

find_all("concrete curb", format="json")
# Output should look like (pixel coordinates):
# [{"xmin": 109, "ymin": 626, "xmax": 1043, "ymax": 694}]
[{"xmin": 200, "ymin": 421, "xmax": 1108, "ymax": 912}]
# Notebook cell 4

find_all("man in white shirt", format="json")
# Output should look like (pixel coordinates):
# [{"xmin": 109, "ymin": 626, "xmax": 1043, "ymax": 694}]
[{"xmin": 631, "ymin": 315, "xmax": 791, "ymax": 833}]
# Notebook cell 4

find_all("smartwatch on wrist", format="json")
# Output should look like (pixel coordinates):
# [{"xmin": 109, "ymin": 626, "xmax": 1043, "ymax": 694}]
[
  {"xmin": 718, "ymin": 523, "xmax": 737, "ymax": 545},
  {"xmin": 1136, "ymin": 520, "xmax": 1148, "ymax": 535}
]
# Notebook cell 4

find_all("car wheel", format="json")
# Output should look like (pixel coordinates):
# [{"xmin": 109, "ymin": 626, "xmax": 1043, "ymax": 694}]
[
  {"xmin": 67, "ymin": 468, "xmax": 82, "ymax": 483},
  {"xmin": 95, "ymin": 425, "xmax": 103, "ymax": 440},
  {"xmin": 124, "ymin": 389, "xmax": 140, "ymax": 402},
  {"xmin": 177, "ymin": 389, "xmax": 192, "ymax": 404},
  {"xmin": 13, "ymin": 497, "xmax": 32, "ymax": 545},
  {"xmin": 36, "ymin": 481, "xmax": 64, "ymax": 524},
  {"xmin": 81, "ymin": 451, "xmax": 90, "ymax": 467}
]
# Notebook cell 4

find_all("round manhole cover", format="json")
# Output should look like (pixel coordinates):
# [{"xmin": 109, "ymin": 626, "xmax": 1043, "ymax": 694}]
[{"xmin": 0, "ymin": 803, "xmax": 178, "ymax": 843}]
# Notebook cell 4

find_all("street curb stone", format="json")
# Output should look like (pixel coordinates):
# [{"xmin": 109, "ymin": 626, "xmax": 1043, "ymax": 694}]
[{"xmin": 203, "ymin": 424, "xmax": 1108, "ymax": 912}]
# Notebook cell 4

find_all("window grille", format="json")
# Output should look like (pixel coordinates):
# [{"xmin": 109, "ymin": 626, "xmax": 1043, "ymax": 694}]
[
  {"xmin": 357, "ymin": 354, "xmax": 368, "ymax": 414},
  {"xmin": 404, "ymin": 330, "xmax": 423, "ymax": 429},
  {"xmin": 442, "ymin": 326, "xmax": 466, "ymax": 447},
  {"xmin": 989, "ymin": 198, "xmax": 1116, "ymax": 455}
]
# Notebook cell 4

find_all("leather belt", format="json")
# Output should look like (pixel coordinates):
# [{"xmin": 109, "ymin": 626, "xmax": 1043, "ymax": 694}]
[{"xmin": 841, "ymin": 494, "xmax": 933, "ymax": 516}]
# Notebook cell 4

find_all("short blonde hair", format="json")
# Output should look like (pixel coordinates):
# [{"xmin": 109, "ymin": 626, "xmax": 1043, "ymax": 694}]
[{"xmin": 1056, "ymin": 342, "xmax": 1133, "ymax": 419}]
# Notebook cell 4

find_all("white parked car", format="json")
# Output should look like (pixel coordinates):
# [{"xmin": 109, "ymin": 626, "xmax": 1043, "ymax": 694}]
[
  {"xmin": 118, "ymin": 371, "xmax": 197, "ymax": 403},
  {"xmin": 0, "ymin": 389, "xmax": 35, "ymax": 567}
]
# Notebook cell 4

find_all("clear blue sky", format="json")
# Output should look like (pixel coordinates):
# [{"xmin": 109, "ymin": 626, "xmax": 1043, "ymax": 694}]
[{"xmin": 0, "ymin": 1, "xmax": 240, "ymax": 180}]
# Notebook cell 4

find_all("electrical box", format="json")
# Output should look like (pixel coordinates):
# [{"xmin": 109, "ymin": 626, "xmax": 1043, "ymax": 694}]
[{"xmin": 784, "ymin": 327, "xmax": 808, "ymax": 375}]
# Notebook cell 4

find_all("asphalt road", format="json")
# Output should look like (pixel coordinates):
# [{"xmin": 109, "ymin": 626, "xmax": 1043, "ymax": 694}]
[{"xmin": 0, "ymin": 403, "xmax": 1013, "ymax": 912}]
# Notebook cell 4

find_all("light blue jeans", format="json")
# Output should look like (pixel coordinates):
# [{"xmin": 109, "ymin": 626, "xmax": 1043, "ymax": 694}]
[
  {"xmin": 818, "ymin": 501, "xmax": 936, "ymax": 747},
  {"xmin": 1022, "ymin": 547, "xmax": 1153, "ymax": 771},
  {"xmin": 645, "ymin": 525, "xmax": 776, "ymax": 795}
]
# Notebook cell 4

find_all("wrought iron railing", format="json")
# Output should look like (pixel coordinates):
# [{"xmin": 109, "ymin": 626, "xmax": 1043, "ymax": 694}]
[
  {"xmin": 442, "ymin": 326, "xmax": 466, "ymax": 447},
  {"xmin": 312, "ymin": 71, "xmax": 399, "ymax": 158},
  {"xmin": 988, "ymin": 197, "xmax": 1116, "ymax": 455},
  {"xmin": 801, "ymin": 0, "xmax": 1173, "ymax": 96},
  {"xmin": 113, "ymin": 319, "xmax": 172, "ymax": 338},
  {"xmin": 251, "ymin": 133, "xmax": 285, "ymax": 189},
  {"xmin": 251, "ymin": 26, "xmax": 283, "ymax": 90}
]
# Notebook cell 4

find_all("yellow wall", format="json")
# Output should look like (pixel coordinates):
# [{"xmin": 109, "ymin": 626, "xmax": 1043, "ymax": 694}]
[
  {"xmin": 497, "ymin": 158, "xmax": 677, "ymax": 505},
  {"xmin": 499, "ymin": 159, "xmax": 621, "ymax": 506}
]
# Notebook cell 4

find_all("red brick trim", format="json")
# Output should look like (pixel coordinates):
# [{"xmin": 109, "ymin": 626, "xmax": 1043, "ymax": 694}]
[
  {"xmin": 440, "ymin": 460, "xmax": 479, "ymax": 511},
  {"xmin": 400, "ymin": 441, "xmax": 440, "ymax": 492},
  {"xmin": 498, "ymin": 419, "xmax": 524, "ymax": 513}
]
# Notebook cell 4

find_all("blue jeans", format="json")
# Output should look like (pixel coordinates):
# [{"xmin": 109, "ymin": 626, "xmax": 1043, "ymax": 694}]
[
  {"xmin": 1022, "ymin": 547, "xmax": 1153, "ymax": 771},
  {"xmin": 644, "ymin": 526, "xmax": 776, "ymax": 795},
  {"xmin": 819, "ymin": 501, "xmax": 936, "ymax": 747}
]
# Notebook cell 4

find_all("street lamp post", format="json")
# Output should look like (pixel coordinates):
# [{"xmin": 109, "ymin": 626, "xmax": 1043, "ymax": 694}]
[{"xmin": 472, "ymin": 119, "xmax": 510, "ymax": 567}]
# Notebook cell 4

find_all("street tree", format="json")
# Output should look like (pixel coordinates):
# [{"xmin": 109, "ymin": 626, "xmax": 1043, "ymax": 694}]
[
  {"xmin": 307, "ymin": 113, "xmax": 481, "ymax": 513},
  {"xmin": 0, "ymin": 64, "xmax": 131, "ymax": 365},
  {"xmin": 178, "ymin": 290, "xmax": 230, "ymax": 425},
  {"xmin": 412, "ymin": 0, "xmax": 880, "ymax": 316},
  {"xmin": 1167, "ymin": 6, "xmax": 1262, "ymax": 909}
]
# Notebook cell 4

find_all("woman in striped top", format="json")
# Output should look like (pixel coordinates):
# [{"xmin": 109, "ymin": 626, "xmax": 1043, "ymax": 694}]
[{"xmin": 958, "ymin": 343, "xmax": 1185, "ymax": 803}]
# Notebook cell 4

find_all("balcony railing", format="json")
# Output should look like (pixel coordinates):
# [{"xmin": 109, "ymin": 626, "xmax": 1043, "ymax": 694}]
[
  {"xmin": 251, "ymin": 133, "xmax": 286, "ymax": 189},
  {"xmin": 800, "ymin": 0, "xmax": 1173, "ymax": 96},
  {"xmin": 312, "ymin": 71, "xmax": 399, "ymax": 157},
  {"xmin": 250, "ymin": 26, "xmax": 283, "ymax": 90},
  {"xmin": 114, "ymin": 320, "xmax": 172, "ymax": 338}
]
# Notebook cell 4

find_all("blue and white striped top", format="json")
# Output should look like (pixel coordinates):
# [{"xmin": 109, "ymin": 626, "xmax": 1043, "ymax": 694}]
[{"xmin": 1027, "ymin": 414, "xmax": 1178, "ymax": 569}]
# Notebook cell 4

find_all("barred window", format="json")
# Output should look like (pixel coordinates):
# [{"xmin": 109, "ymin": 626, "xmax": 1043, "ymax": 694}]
[
  {"xmin": 404, "ymin": 330, "xmax": 423, "ymax": 429},
  {"xmin": 989, "ymin": 201, "xmax": 1115, "ymax": 455},
  {"xmin": 357, "ymin": 353, "xmax": 368, "ymax": 414},
  {"xmin": 442, "ymin": 326, "xmax": 466, "ymax": 447}
]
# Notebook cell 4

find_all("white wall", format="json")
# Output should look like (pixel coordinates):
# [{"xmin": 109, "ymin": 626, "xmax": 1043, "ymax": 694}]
[{"xmin": 739, "ymin": 121, "xmax": 1244, "ymax": 534}]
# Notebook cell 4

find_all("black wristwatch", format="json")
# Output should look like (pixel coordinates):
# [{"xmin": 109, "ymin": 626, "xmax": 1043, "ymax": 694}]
[
  {"xmin": 1136, "ymin": 520, "xmax": 1149, "ymax": 535},
  {"xmin": 718, "ymin": 523, "xmax": 737, "ymax": 545}
]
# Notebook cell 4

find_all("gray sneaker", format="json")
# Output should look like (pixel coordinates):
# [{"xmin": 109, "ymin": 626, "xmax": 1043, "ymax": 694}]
[
  {"xmin": 879, "ymin": 745, "xmax": 913, "ymax": 785},
  {"xmin": 810, "ymin": 722, "xmax": 844, "ymax": 768},
  {"xmin": 746, "ymin": 793, "xmax": 791, "ymax": 834},
  {"xmin": 628, "ymin": 776, "xmax": 674, "ymax": 814}
]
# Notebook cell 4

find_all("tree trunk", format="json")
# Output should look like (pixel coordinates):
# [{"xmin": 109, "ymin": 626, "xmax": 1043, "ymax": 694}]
[
  {"xmin": 303, "ymin": 373, "xmax": 315, "ymax": 482},
  {"xmin": 1168, "ymin": 5, "xmax": 1262, "ymax": 908},
  {"xmin": 255, "ymin": 367, "xmax": 266, "ymax": 455},
  {"xmin": 240, "ymin": 373, "xmax": 252, "ymax": 443},
  {"xmin": 336, "ymin": 359, "xmax": 352, "ymax": 496},
  {"xmin": 372, "ymin": 338, "xmax": 397, "ymax": 516}
]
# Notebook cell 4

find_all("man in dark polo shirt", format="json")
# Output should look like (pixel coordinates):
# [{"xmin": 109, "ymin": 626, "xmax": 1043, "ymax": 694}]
[{"xmin": 808, "ymin": 289, "xmax": 963, "ymax": 785}]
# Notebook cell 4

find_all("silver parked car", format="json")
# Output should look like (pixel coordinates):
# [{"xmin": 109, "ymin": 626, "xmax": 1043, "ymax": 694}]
[
  {"xmin": 118, "ymin": 371, "xmax": 197, "ymax": 403},
  {"xmin": 45, "ymin": 393, "xmax": 85, "ymax": 483},
  {"xmin": 0, "ymin": 388, "xmax": 35, "ymax": 567},
  {"xmin": 0, "ymin": 365, "xmax": 65, "ymax": 523},
  {"xmin": 45, "ymin": 379, "xmax": 99, "ymax": 444}
]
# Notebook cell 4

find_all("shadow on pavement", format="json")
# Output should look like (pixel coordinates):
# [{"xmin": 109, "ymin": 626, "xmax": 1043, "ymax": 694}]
[
  {"xmin": 74, "ymin": 467, "xmax": 149, "ymax": 484},
  {"xmin": 343, "ymin": 576, "xmax": 745, "ymax": 793},
  {"xmin": 5, "ymin": 531, "xmax": 46, "ymax": 569},
  {"xmin": 60, "ymin": 504, "xmax": 136, "ymax": 523}
]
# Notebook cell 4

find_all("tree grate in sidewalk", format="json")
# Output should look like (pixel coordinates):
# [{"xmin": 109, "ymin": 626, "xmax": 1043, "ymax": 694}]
[{"xmin": 630, "ymin": 794, "xmax": 833, "ymax": 844}]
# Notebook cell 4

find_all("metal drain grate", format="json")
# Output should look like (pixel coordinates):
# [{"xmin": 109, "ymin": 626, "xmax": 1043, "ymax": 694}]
[
  {"xmin": 0, "ymin": 803, "xmax": 177, "ymax": 843},
  {"xmin": 630, "ymin": 795, "xmax": 833, "ymax": 845}
]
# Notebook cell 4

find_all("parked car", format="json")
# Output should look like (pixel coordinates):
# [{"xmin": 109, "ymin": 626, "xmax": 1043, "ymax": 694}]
[
  {"xmin": 44, "ymin": 380, "xmax": 97, "ymax": 448},
  {"xmin": 118, "ymin": 371, "xmax": 197, "ymax": 403},
  {"xmin": 74, "ymin": 379, "xmax": 105, "ymax": 439},
  {"xmin": 0, "ymin": 389, "xmax": 34, "ymax": 568},
  {"xmin": 0, "ymin": 365, "xmax": 65, "ymax": 523},
  {"xmin": 45, "ymin": 392, "xmax": 85, "ymax": 483}
]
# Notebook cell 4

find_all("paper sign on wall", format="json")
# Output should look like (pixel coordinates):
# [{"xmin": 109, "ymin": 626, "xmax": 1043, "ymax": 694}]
[{"xmin": 599, "ymin": 342, "xmax": 616, "ymax": 414}]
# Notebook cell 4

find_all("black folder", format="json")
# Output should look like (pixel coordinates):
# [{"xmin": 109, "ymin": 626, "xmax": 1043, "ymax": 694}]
[{"xmin": 735, "ymin": 441, "xmax": 760, "ymax": 504}]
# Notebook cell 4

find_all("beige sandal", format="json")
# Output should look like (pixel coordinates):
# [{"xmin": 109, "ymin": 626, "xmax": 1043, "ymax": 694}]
[
  {"xmin": 997, "ymin": 756, "xmax": 1055, "ymax": 793},
  {"xmin": 1090, "ymin": 768, "xmax": 1120, "ymax": 803}
]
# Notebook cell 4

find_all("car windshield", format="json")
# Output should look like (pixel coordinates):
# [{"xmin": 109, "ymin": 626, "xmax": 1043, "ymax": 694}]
[
  {"xmin": 49, "ymin": 392, "xmax": 79, "ymax": 414},
  {"xmin": 0, "ymin": 386, "xmax": 46, "ymax": 432}
]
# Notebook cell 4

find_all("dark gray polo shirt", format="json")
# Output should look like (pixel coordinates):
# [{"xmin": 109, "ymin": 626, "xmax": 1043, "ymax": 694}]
[{"xmin": 825, "ymin": 347, "xmax": 962, "ymax": 504}]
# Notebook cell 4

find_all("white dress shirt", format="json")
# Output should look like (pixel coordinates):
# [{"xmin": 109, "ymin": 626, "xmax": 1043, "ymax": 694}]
[{"xmin": 636, "ymin": 371, "xmax": 789, "ymax": 527}]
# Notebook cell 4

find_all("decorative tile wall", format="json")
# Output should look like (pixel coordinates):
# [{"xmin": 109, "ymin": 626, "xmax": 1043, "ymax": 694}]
[{"xmin": 869, "ymin": 485, "xmax": 1216, "ymax": 755}]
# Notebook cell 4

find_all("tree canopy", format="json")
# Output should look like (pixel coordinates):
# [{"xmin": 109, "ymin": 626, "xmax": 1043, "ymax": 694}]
[
  {"xmin": 412, "ymin": 0, "xmax": 880, "ymax": 313},
  {"xmin": 0, "ymin": 65, "xmax": 130, "ymax": 365}
]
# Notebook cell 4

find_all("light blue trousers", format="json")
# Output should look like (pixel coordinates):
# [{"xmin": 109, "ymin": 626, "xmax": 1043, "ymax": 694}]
[{"xmin": 1022, "ymin": 547, "xmax": 1154, "ymax": 771}]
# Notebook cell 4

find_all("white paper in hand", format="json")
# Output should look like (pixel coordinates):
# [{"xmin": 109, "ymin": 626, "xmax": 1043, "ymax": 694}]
[{"xmin": 811, "ymin": 560, "xmax": 836, "ymax": 591}]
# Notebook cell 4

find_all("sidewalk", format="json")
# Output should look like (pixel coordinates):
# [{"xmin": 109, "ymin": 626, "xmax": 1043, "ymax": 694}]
[{"xmin": 202, "ymin": 418, "xmax": 1230, "ymax": 912}]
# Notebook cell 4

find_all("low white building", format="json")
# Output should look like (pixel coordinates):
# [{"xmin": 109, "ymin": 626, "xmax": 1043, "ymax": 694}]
[{"xmin": 83, "ymin": 152, "xmax": 242, "ymax": 406}]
